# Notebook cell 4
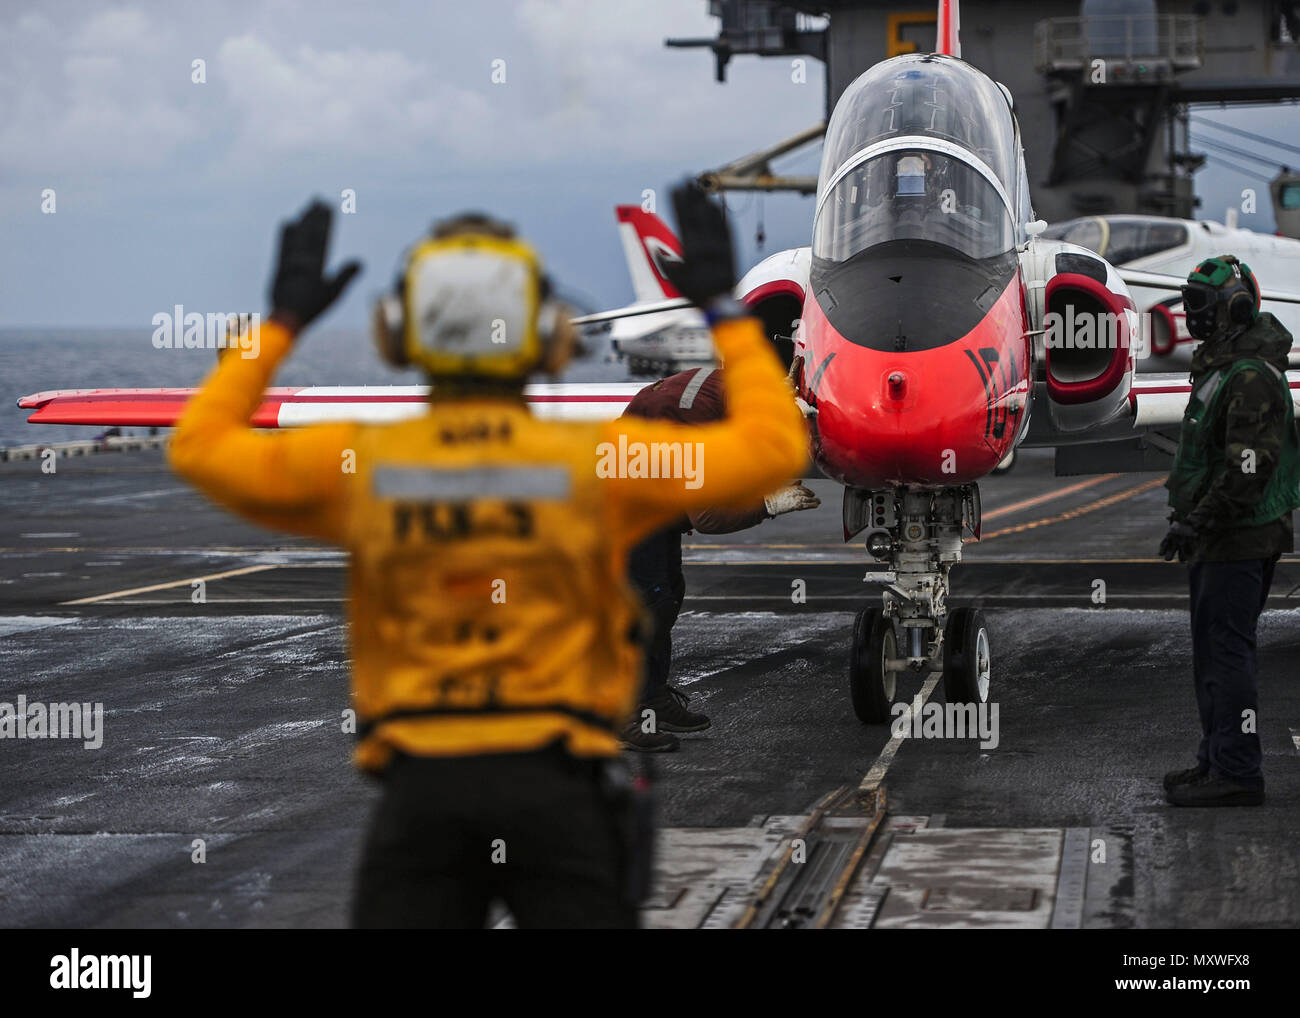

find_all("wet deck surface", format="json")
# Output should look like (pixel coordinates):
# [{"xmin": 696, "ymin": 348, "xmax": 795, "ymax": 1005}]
[{"xmin": 0, "ymin": 447, "xmax": 1296, "ymax": 927}]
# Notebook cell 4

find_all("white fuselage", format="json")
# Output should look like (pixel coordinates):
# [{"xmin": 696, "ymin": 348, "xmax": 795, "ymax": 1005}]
[{"xmin": 607, "ymin": 307, "xmax": 714, "ymax": 376}]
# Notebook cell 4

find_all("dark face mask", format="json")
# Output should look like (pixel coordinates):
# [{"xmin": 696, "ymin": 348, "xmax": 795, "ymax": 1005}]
[
  {"xmin": 1181, "ymin": 284, "xmax": 1220, "ymax": 341},
  {"xmin": 1182, "ymin": 277, "xmax": 1258, "ymax": 341}
]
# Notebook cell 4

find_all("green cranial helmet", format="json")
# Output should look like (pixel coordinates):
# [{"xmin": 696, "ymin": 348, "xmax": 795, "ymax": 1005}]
[{"xmin": 1180, "ymin": 255, "xmax": 1260, "ymax": 340}]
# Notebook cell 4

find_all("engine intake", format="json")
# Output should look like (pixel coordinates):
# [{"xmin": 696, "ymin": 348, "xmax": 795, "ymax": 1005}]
[
  {"xmin": 743, "ymin": 281, "xmax": 804, "ymax": 370},
  {"xmin": 1043, "ymin": 273, "xmax": 1133, "ymax": 405}
]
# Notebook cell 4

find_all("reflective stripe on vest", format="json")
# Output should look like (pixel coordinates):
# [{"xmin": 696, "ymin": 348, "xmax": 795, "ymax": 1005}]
[{"xmin": 679, "ymin": 367, "xmax": 715, "ymax": 410}]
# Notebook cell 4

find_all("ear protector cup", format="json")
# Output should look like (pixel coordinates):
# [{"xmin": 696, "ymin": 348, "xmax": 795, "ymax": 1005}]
[
  {"xmin": 1222, "ymin": 257, "xmax": 1259, "ymax": 327},
  {"xmin": 534, "ymin": 273, "xmax": 561, "ymax": 348},
  {"xmin": 1225, "ymin": 258, "xmax": 1259, "ymax": 325},
  {"xmin": 535, "ymin": 300, "xmax": 559, "ymax": 345},
  {"xmin": 1227, "ymin": 288, "xmax": 1255, "ymax": 325},
  {"xmin": 372, "ymin": 265, "xmax": 410, "ymax": 367},
  {"xmin": 533, "ymin": 274, "xmax": 585, "ymax": 370},
  {"xmin": 372, "ymin": 292, "xmax": 407, "ymax": 367}
]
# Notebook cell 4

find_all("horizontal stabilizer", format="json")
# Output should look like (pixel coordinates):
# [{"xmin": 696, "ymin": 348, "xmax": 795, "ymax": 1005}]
[{"xmin": 571, "ymin": 297, "xmax": 693, "ymax": 325}]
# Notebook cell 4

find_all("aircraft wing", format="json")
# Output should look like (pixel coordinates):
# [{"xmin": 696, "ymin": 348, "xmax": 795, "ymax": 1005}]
[
  {"xmin": 1023, "ymin": 370, "xmax": 1300, "ymax": 438},
  {"xmin": 1118, "ymin": 268, "xmax": 1300, "ymax": 305},
  {"xmin": 1128, "ymin": 373, "xmax": 1200, "ymax": 429},
  {"xmin": 17, "ymin": 383, "xmax": 645, "ymax": 428},
  {"xmin": 1129, "ymin": 371, "xmax": 1299, "ymax": 426},
  {"xmin": 1023, "ymin": 370, "xmax": 1300, "ymax": 474},
  {"xmin": 17, "ymin": 269, "xmax": 809, "ymax": 430}
]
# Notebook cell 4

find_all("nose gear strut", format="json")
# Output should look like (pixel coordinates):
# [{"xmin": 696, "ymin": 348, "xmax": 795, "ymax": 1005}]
[{"xmin": 844, "ymin": 484, "xmax": 992, "ymax": 723}]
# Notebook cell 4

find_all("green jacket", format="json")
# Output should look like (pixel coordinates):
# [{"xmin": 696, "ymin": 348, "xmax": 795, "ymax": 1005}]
[{"xmin": 1165, "ymin": 312, "xmax": 1299, "ymax": 562}]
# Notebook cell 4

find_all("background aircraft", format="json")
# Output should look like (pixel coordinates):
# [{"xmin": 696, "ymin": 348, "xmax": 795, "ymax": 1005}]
[{"xmin": 602, "ymin": 205, "xmax": 713, "ymax": 377}]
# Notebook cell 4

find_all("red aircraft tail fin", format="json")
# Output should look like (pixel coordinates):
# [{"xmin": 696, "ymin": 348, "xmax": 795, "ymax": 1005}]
[
  {"xmin": 615, "ymin": 205, "xmax": 684, "ymax": 303},
  {"xmin": 937, "ymin": 0, "xmax": 961, "ymax": 58}
]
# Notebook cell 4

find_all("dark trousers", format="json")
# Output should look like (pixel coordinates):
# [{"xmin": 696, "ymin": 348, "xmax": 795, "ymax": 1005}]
[
  {"xmin": 627, "ymin": 526, "xmax": 686, "ymax": 702},
  {"xmin": 1188, "ymin": 556, "xmax": 1277, "ymax": 788},
  {"xmin": 352, "ymin": 745, "xmax": 641, "ymax": 929}
]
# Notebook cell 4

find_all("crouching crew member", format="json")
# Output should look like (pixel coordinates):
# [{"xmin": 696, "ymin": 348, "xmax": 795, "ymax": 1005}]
[
  {"xmin": 1160, "ymin": 255, "xmax": 1300, "ymax": 807},
  {"xmin": 168, "ymin": 186, "xmax": 808, "ymax": 926},
  {"xmin": 621, "ymin": 365, "xmax": 818, "ymax": 751}
]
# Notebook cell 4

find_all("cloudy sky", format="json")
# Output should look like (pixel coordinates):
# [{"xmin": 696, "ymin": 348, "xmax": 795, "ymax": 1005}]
[{"xmin": 2, "ymin": 0, "xmax": 1296, "ymax": 327}]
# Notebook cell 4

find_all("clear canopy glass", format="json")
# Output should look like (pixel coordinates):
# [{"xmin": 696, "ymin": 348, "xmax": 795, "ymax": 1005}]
[
  {"xmin": 1041, "ymin": 215, "xmax": 1189, "ymax": 264},
  {"xmin": 818, "ymin": 54, "xmax": 1020, "ymax": 197},
  {"xmin": 813, "ymin": 150, "xmax": 1016, "ymax": 263}
]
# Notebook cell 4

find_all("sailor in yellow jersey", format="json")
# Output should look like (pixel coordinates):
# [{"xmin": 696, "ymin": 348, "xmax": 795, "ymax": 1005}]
[{"xmin": 168, "ymin": 185, "xmax": 808, "ymax": 928}]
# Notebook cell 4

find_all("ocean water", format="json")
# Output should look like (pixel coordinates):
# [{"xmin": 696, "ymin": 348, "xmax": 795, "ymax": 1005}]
[{"xmin": 0, "ymin": 327, "xmax": 631, "ymax": 448}]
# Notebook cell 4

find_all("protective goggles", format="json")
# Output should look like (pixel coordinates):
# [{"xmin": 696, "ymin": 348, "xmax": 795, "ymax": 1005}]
[{"xmin": 1179, "ymin": 284, "xmax": 1217, "ymax": 313}]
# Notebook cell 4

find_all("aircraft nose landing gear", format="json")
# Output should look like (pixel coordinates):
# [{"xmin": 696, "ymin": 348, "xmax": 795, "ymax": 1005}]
[{"xmin": 844, "ymin": 484, "xmax": 989, "ymax": 724}]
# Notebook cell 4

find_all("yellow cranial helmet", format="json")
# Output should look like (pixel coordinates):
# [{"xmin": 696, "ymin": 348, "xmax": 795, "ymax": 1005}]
[{"xmin": 373, "ymin": 213, "xmax": 568, "ymax": 379}]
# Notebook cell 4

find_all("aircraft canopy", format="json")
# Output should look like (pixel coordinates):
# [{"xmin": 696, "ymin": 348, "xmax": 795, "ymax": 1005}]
[
  {"xmin": 818, "ymin": 54, "xmax": 1019, "ymax": 198},
  {"xmin": 814, "ymin": 150, "xmax": 1016, "ymax": 264},
  {"xmin": 1041, "ymin": 216, "xmax": 1190, "ymax": 265}
]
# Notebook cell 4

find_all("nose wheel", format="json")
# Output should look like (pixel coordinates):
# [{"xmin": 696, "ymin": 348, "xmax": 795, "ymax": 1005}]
[
  {"xmin": 848, "ymin": 607, "xmax": 897, "ymax": 724},
  {"xmin": 848, "ymin": 607, "xmax": 992, "ymax": 724},
  {"xmin": 943, "ymin": 607, "xmax": 991, "ymax": 705}
]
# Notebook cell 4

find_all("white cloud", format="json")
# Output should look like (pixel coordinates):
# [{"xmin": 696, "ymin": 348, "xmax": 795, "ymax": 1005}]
[
  {"xmin": 215, "ymin": 33, "xmax": 517, "ymax": 165},
  {"xmin": 508, "ymin": 0, "xmax": 820, "ymax": 164},
  {"xmin": 0, "ymin": 0, "xmax": 820, "ymax": 177},
  {"xmin": 0, "ymin": 0, "xmax": 828, "ymax": 326},
  {"xmin": 72, "ymin": 8, "xmax": 154, "ymax": 52},
  {"xmin": 0, "ymin": 7, "xmax": 199, "ymax": 171}
]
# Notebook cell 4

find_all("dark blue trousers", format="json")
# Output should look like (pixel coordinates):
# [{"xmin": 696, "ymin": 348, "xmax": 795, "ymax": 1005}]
[
  {"xmin": 627, "ymin": 525, "xmax": 685, "ymax": 701},
  {"xmin": 1187, "ymin": 556, "xmax": 1277, "ymax": 789}
]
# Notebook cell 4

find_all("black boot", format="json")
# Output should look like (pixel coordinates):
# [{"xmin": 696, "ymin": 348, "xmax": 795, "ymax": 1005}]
[
  {"xmin": 620, "ymin": 720, "xmax": 679, "ymax": 753},
  {"xmin": 1162, "ymin": 764, "xmax": 1208, "ymax": 792},
  {"xmin": 1166, "ymin": 774, "xmax": 1264, "ymax": 807},
  {"xmin": 643, "ymin": 686, "xmax": 711, "ymax": 733}
]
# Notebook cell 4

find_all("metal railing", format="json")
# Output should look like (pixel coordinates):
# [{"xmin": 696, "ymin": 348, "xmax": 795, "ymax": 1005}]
[{"xmin": 1034, "ymin": 15, "xmax": 1203, "ymax": 74}]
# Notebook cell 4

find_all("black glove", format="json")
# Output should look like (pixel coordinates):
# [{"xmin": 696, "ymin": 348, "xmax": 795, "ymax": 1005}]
[
  {"xmin": 661, "ymin": 181, "xmax": 737, "ymax": 313},
  {"xmin": 1159, "ymin": 519, "xmax": 1199, "ymax": 562},
  {"xmin": 269, "ymin": 200, "xmax": 362, "ymax": 333}
]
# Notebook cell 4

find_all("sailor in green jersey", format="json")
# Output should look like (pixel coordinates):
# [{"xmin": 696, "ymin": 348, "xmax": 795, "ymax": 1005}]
[{"xmin": 1160, "ymin": 255, "xmax": 1300, "ymax": 807}]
